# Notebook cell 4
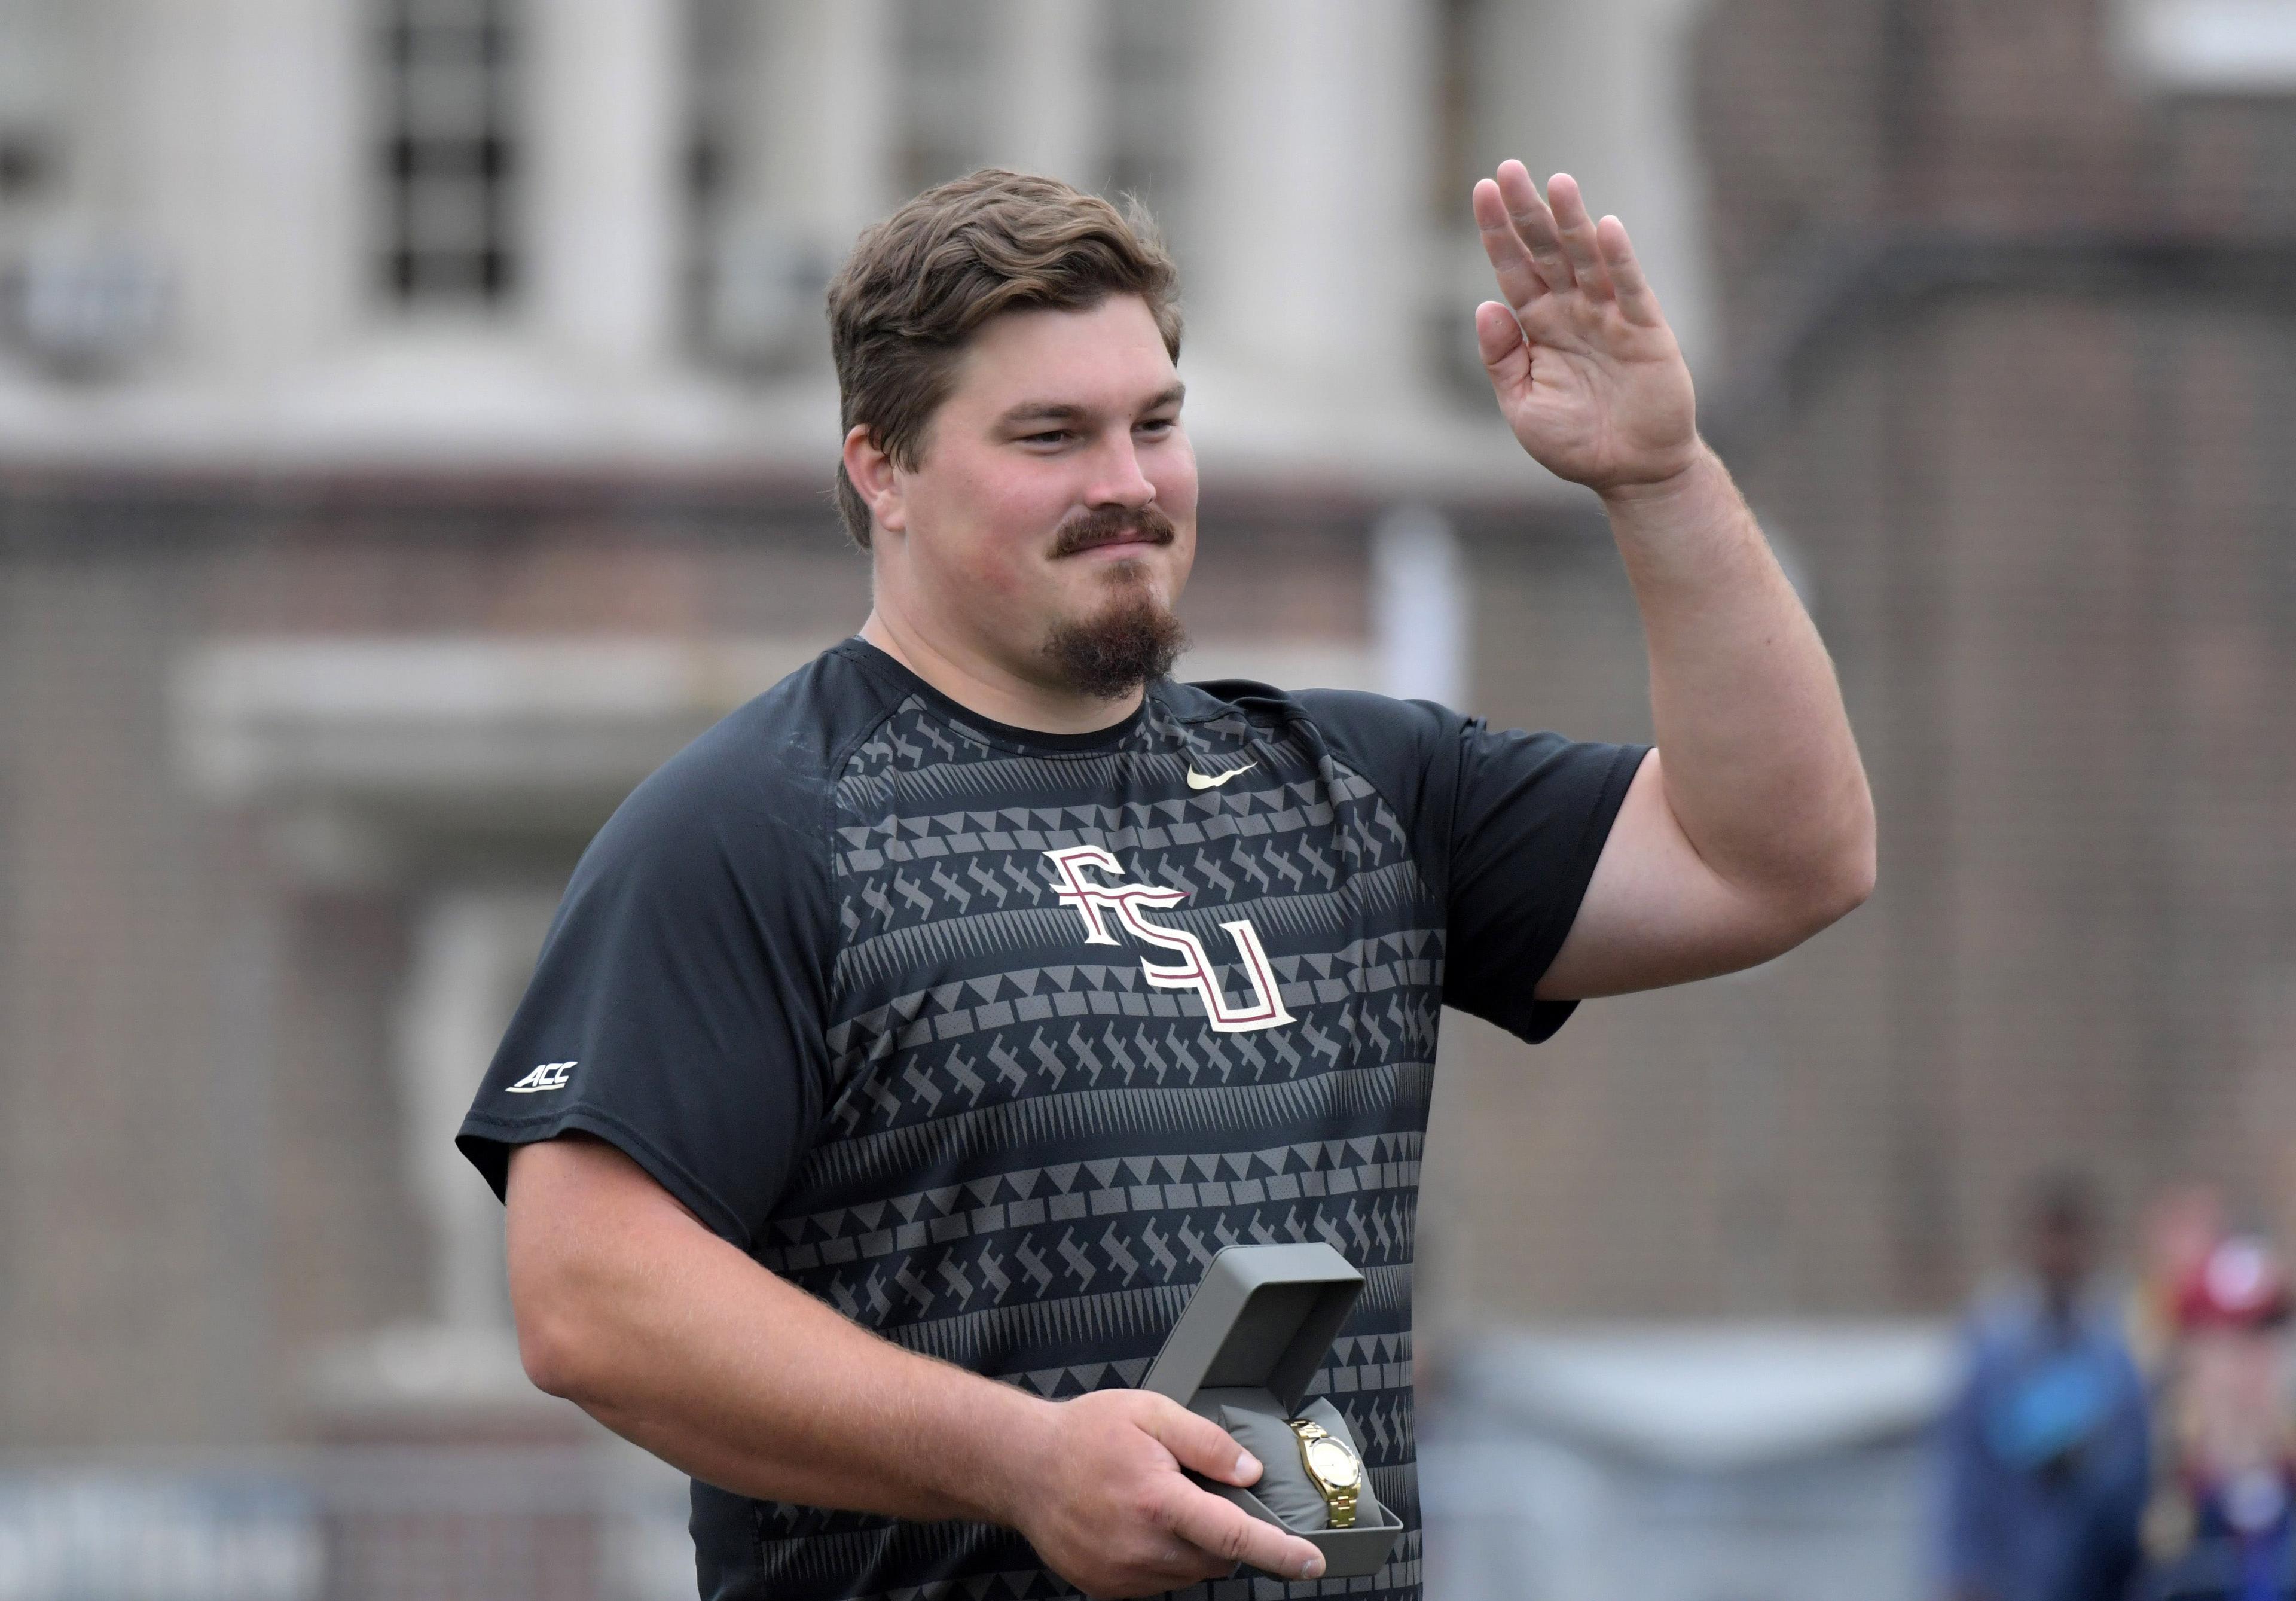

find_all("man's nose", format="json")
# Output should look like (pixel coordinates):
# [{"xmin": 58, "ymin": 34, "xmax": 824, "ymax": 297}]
[{"xmin": 1086, "ymin": 434, "xmax": 1156, "ymax": 507}]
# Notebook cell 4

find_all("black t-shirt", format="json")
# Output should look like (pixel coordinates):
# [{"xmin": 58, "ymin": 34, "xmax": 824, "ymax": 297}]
[{"xmin": 459, "ymin": 638, "xmax": 1644, "ymax": 1601}]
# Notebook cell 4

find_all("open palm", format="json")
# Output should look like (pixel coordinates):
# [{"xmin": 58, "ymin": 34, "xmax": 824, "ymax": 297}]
[{"xmin": 1472, "ymin": 163, "xmax": 1699, "ymax": 495}]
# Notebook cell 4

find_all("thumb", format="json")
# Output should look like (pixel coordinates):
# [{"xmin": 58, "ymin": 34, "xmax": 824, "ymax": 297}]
[
  {"xmin": 1475, "ymin": 300, "xmax": 1526, "ymax": 373},
  {"xmin": 1138, "ymin": 1397, "xmax": 1262, "ymax": 1487}
]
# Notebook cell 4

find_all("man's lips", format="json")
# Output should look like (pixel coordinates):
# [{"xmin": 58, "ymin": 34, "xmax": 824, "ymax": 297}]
[{"xmin": 1064, "ymin": 532, "xmax": 1167, "ymax": 554}]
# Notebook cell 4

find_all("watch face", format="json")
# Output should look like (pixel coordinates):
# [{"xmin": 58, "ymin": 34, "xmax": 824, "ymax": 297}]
[{"xmin": 1306, "ymin": 1436, "xmax": 1363, "ymax": 1489}]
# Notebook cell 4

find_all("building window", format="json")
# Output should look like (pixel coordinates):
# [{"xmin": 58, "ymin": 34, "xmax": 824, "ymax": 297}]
[
  {"xmin": 0, "ymin": 1, "xmax": 68, "ymax": 216},
  {"xmin": 1433, "ymin": 0, "xmax": 1482, "ymax": 221},
  {"xmin": 373, "ymin": 0, "xmax": 521, "ymax": 310},
  {"xmin": 684, "ymin": 0, "xmax": 746, "ymax": 353},
  {"xmin": 684, "ymin": 0, "xmax": 746, "ymax": 239},
  {"xmin": 894, "ymin": 0, "xmax": 997, "ymax": 195},
  {"xmin": 1431, "ymin": 0, "xmax": 1503, "ymax": 404},
  {"xmin": 681, "ymin": 0, "xmax": 835, "ymax": 372}
]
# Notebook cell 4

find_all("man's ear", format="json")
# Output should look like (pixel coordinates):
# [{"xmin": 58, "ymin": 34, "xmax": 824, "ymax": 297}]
[{"xmin": 842, "ymin": 425, "xmax": 906, "ymax": 537}]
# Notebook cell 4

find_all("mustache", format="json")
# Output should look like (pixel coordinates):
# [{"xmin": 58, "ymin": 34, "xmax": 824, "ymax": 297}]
[{"xmin": 1048, "ymin": 504, "xmax": 1177, "ymax": 558}]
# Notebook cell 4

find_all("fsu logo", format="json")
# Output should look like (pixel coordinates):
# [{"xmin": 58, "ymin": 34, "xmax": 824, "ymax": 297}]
[{"xmin": 1042, "ymin": 845, "xmax": 1296, "ymax": 1033}]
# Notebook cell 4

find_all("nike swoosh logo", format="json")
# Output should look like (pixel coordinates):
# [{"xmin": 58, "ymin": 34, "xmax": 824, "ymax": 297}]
[{"xmin": 1186, "ymin": 763, "xmax": 1254, "ymax": 790}]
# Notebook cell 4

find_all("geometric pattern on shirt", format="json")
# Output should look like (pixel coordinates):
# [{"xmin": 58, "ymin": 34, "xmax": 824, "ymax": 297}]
[
  {"xmin": 757, "ymin": 1140, "xmax": 1424, "ymax": 1319},
  {"xmin": 787, "ymin": 1190, "xmax": 1420, "ymax": 1328},
  {"xmin": 796, "ymin": 1053, "xmax": 1436, "ymax": 1196},
  {"xmin": 813, "ymin": 980, "xmax": 1440, "ymax": 1145},
  {"xmin": 823, "ymin": 922, "xmax": 1443, "ymax": 1098},
  {"xmin": 765, "ymin": 1130, "xmax": 1425, "ymax": 1257},
  {"xmin": 738, "ymin": 683, "xmax": 1445, "ymax": 1601},
  {"xmin": 750, "ymin": 1527, "xmax": 1425, "ymax": 1601},
  {"xmin": 855, "ymin": 1261, "xmax": 1416, "ymax": 1375}
]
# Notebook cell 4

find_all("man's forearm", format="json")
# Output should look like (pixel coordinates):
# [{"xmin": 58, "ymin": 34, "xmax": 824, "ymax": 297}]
[
  {"xmin": 507, "ymin": 1138, "xmax": 1329, "ymax": 1596},
  {"xmin": 509, "ymin": 1136, "xmax": 1051, "ymax": 1524},
  {"xmin": 1601, "ymin": 442, "xmax": 1874, "ymax": 915}
]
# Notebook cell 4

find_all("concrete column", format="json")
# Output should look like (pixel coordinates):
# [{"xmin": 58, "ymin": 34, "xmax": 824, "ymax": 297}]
[
  {"xmin": 199, "ymin": 0, "xmax": 362, "ymax": 370},
  {"xmin": 207, "ymin": 856, "xmax": 283, "ymax": 1440},
  {"xmin": 985, "ymin": 0, "xmax": 1107, "ymax": 187},
  {"xmin": 1373, "ymin": 505, "xmax": 1468, "ymax": 709},
  {"xmin": 531, "ymin": 0, "xmax": 681, "ymax": 368},
  {"xmin": 398, "ymin": 891, "xmax": 558, "ymax": 1331},
  {"xmin": 681, "ymin": 0, "xmax": 896, "ymax": 368},
  {"xmin": 111, "ymin": 1, "xmax": 340, "ymax": 374},
  {"xmin": 755, "ymin": 0, "xmax": 896, "ymax": 252},
  {"xmin": 1186, "ymin": 0, "xmax": 1436, "ymax": 396},
  {"xmin": 1472, "ymin": 0, "xmax": 1717, "ymax": 376}
]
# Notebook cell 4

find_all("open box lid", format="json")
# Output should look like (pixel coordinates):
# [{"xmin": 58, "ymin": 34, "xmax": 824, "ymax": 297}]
[{"xmin": 1141, "ymin": 1243, "xmax": 1364, "ymax": 1416}]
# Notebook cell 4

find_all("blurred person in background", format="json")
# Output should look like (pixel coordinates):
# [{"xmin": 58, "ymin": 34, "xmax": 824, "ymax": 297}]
[
  {"xmin": 2132, "ymin": 1185, "xmax": 2232, "ymax": 1382},
  {"xmin": 1940, "ymin": 1172, "xmax": 2152, "ymax": 1601},
  {"xmin": 2136, "ymin": 1236, "xmax": 2296, "ymax": 1601}
]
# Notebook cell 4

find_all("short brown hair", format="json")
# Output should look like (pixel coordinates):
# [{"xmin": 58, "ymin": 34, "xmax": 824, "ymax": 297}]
[{"xmin": 826, "ymin": 169, "xmax": 1182, "ymax": 549}]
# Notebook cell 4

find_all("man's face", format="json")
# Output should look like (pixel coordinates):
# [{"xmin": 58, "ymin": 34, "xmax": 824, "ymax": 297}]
[{"xmin": 877, "ymin": 295, "xmax": 1197, "ymax": 697}]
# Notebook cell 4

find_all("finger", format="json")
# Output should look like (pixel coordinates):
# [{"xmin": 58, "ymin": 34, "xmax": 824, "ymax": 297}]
[
  {"xmin": 1596, "ymin": 215, "xmax": 1664, "ymax": 327},
  {"xmin": 1138, "ymin": 1399, "xmax": 1262, "ymax": 1487},
  {"xmin": 1472, "ymin": 178, "xmax": 1550, "ymax": 310},
  {"xmin": 1495, "ymin": 160, "xmax": 1575, "ymax": 292},
  {"xmin": 1475, "ymin": 300, "xmax": 1526, "ymax": 373},
  {"xmin": 1146, "ymin": 1533, "xmax": 1241, "ymax": 1590},
  {"xmin": 1124, "ymin": 1538, "xmax": 1237, "ymax": 1595},
  {"xmin": 1163, "ymin": 1484, "xmax": 1326, "ymax": 1583},
  {"xmin": 1544, "ymin": 173, "xmax": 1612, "ymax": 300}
]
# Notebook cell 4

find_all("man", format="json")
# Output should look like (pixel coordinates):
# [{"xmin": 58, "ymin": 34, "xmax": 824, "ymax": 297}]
[
  {"xmin": 459, "ymin": 166, "xmax": 1873, "ymax": 1600},
  {"xmin": 1938, "ymin": 1174, "xmax": 2152, "ymax": 1601}
]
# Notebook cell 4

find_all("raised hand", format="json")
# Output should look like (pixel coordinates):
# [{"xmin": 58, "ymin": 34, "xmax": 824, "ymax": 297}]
[{"xmin": 1471, "ymin": 163, "xmax": 1700, "ymax": 496}]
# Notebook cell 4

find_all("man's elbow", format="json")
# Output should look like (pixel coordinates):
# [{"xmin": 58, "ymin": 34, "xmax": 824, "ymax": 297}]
[
  {"xmin": 1819, "ymin": 834, "xmax": 1878, "ymax": 926},
  {"xmin": 1837, "ymin": 787, "xmax": 1880, "ymax": 910},
  {"xmin": 506, "ymin": 1231, "xmax": 625, "ymax": 1406},
  {"xmin": 1742, "ymin": 819, "xmax": 1874, "ymax": 960},
  {"xmin": 1789, "ymin": 816, "xmax": 1877, "ymax": 939},
  {"xmin": 502, "ymin": 1136, "xmax": 658, "ymax": 1408},
  {"xmin": 513, "ymin": 1295, "xmax": 593, "ymax": 1402}
]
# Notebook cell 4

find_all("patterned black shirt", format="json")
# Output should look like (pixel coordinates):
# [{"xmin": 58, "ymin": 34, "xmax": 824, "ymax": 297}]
[{"xmin": 459, "ymin": 638, "xmax": 1642, "ymax": 1601}]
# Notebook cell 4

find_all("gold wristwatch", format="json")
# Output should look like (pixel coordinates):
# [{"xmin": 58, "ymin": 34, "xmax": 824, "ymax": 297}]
[{"xmin": 1287, "ymin": 1418, "xmax": 1363, "ymax": 1529}]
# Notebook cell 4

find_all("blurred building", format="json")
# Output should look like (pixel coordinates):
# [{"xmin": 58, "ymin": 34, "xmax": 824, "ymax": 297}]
[
  {"xmin": 0, "ymin": 0, "xmax": 1710, "ymax": 1458},
  {"xmin": 0, "ymin": 0, "xmax": 2291, "ymax": 1523},
  {"xmin": 1672, "ymin": 0, "xmax": 2296, "ymax": 1305}
]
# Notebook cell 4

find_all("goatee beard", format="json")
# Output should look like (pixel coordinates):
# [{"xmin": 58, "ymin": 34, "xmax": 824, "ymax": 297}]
[{"xmin": 1043, "ymin": 584, "xmax": 1187, "ymax": 700}]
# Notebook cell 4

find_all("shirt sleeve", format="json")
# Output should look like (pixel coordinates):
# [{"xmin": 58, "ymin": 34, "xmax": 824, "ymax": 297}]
[
  {"xmin": 1284, "ymin": 687, "xmax": 1644, "ymax": 1045},
  {"xmin": 455, "ymin": 727, "xmax": 836, "ymax": 1251},
  {"xmin": 1436, "ymin": 717, "xmax": 1647, "ymax": 1043}
]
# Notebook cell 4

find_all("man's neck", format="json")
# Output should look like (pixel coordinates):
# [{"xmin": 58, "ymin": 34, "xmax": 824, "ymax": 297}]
[{"xmin": 859, "ymin": 609, "xmax": 1144, "ymax": 736}]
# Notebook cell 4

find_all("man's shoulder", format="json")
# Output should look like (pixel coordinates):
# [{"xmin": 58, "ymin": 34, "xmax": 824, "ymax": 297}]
[
  {"xmin": 1159, "ymin": 676, "xmax": 1467, "ymax": 805},
  {"xmin": 581, "ymin": 641, "xmax": 903, "ymax": 877},
  {"xmin": 1161, "ymin": 676, "xmax": 1463, "ymax": 752}
]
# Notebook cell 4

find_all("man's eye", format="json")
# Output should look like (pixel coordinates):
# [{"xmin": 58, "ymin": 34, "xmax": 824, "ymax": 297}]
[
  {"xmin": 1022, "ymin": 430, "xmax": 1071, "ymax": 446},
  {"xmin": 1137, "ymin": 417, "xmax": 1176, "ymax": 436}
]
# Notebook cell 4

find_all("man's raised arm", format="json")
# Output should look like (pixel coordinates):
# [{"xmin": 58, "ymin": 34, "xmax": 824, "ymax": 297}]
[
  {"xmin": 504, "ymin": 1135, "xmax": 1329, "ymax": 1597},
  {"xmin": 1465, "ymin": 161, "xmax": 1875, "ymax": 998}
]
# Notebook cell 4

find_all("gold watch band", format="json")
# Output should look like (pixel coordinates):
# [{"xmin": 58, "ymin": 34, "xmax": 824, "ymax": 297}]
[{"xmin": 1290, "ymin": 1419, "xmax": 1360, "ymax": 1530}]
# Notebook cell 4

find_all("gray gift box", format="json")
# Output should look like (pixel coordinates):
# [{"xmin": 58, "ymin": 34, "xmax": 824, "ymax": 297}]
[{"xmin": 1141, "ymin": 1242, "xmax": 1405, "ymax": 1581}]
